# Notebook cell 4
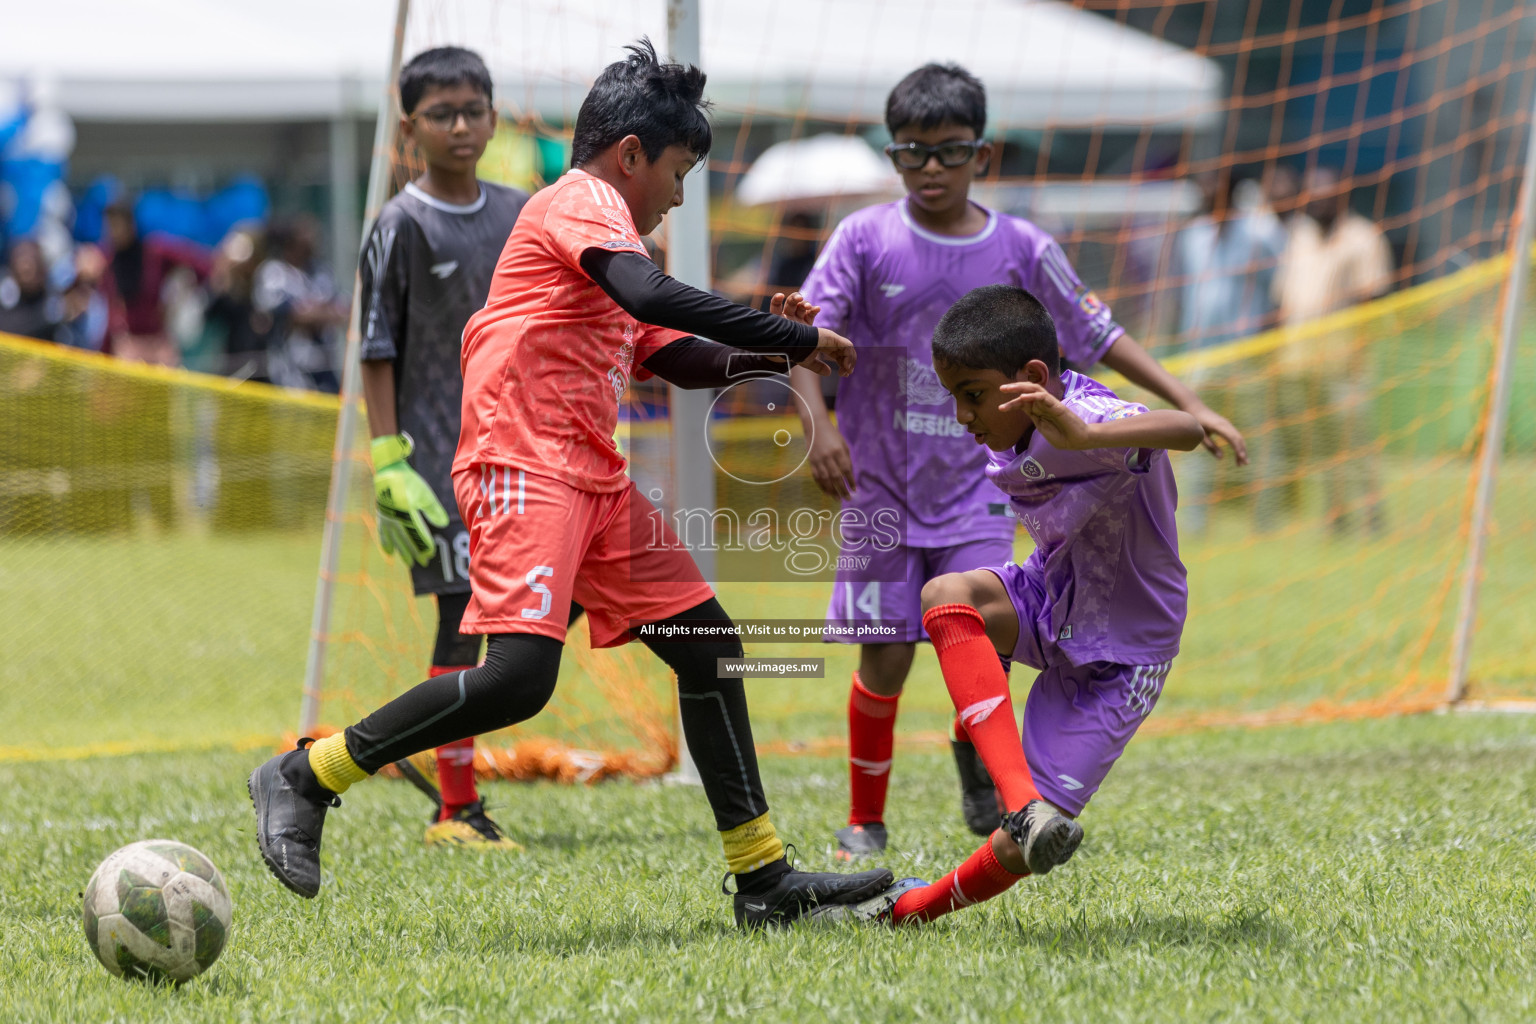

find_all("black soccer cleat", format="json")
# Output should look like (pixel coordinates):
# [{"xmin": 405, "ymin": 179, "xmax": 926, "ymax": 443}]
[
  {"xmin": 1002, "ymin": 799, "xmax": 1083, "ymax": 876},
  {"xmin": 951, "ymin": 738, "xmax": 1003, "ymax": 837},
  {"xmin": 807, "ymin": 876, "xmax": 929, "ymax": 926},
  {"xmin": 834, "ymin": 822, "xmax": 888, "ymax": 862},
  {"xmin": 728, "ymin": 863, "xmax": 895, "ymax": 929},
  {"xmin": 247, "ymin": 740, "xmax": 340, "ymax": 899}
]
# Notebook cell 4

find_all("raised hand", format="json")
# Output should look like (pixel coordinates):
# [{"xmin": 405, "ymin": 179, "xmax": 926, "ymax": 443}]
[
  {"xmin": 769, "ymin": 290, "xmax": 821, "ymax": 326},
  {"xmin": 998, "ymin": 382, "xmax": 1093, "ymax": 450},
  {"xmin": 1188, "ymin": 403, "xmax": 1249, "ymax": 465}
]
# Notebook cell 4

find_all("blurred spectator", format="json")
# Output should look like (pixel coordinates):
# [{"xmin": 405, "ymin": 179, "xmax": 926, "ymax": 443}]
[
  {"xmin": 0, "ymin": 238, "xmax": 62, "ymax": 340},
  {"xmin": 53, "ymin": 243, "xmax": 114, "ymax": 351},
  {"xmin": 254, "ymin": 216, "xmax": 347, "ymax": 393},
  {"xmin": 1171, "ymin": 171, "xmax": 1284, "ymax": 351},
  {"xmin": 1275, "ymin": 165, "xmax": 1393, "ymax": 331},
  {"xmin": 1166, "ymin": 171, "xmax": 1284, "ymax": 534},
  {"xmin": 102, "ymin": 197, "xmax": 211, "ymax": 366},
  {"xmin": 1263, "ymin": 164, "xmax": 1301, "ymax": 227},
  {"xmin": 200, "ymin": 224, "xmax": 270, "ymax": 379},
  {"xmin": 1260, "ymin": 166, "xmax": 1395, "ymax": 536}
]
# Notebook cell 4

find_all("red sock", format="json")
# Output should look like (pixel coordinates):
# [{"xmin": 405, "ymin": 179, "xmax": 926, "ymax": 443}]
[
  {"xmin": 429, "ymin": 665, "xmax": 479, "ymax": 820},
  {"xmin": 951, "ymin": 710, "xmax": 969, "ymax": 743},
  {"xmin": 847, "ymin": 672, "xmax": 899, "ymax": 825},
  {"xmin": 891, "ymin": 837, "xmax": 1027, "ymax": 925},
  {"xmin": 923, "ymin": 604, "xmax": 1040, "ymax": 811}
]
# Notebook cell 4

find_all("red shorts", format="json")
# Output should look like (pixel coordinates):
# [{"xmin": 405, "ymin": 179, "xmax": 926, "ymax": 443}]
[{"xmin": 452, "ymin": 464, "xmax": 715, "ymax": 647}]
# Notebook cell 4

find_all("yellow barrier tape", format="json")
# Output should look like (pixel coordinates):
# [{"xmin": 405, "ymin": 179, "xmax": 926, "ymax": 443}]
[
  {"xmin": 0, "ymin": 332, "xmax": 344, "ymax": 412},
  {"xmin": 0, "ymin": 734, "xmax": 278, "ymax": 765}
]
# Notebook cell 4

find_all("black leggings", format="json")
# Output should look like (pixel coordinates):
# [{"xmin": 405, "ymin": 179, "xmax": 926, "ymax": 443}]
[
  {"xmin": 343, "ymin": 598, "xmax": 766, "ymax": 831},
  {"xmin": 432, "ymin": 593, "xmax": 586, "ymax": 668}
]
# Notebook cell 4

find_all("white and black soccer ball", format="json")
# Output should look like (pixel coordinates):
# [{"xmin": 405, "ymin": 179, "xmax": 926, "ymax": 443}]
[{"xmin": 81, "ymin": 839, "xmax": 232, "ymax": 984}]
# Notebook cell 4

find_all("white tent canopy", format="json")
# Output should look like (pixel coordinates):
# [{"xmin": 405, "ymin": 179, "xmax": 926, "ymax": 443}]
[{"xmin": 4, "ymin": 0, "xmax": 1222, "ymax": 129}]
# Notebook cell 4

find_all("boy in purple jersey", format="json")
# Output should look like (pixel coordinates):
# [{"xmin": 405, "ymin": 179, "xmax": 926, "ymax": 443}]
[
  {"xmin": 791, "ymin": 63, "xmax": 1245, "ymax": 859},
  {"xmin": 813, "ymin": 284, "xmax": 1202, "ymax": 926}
]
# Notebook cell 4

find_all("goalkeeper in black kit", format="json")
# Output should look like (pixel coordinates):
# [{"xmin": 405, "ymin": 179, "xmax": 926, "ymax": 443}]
[{"xmin": 357, "ymin": 46, "xmax": 528, "ymax": 849}]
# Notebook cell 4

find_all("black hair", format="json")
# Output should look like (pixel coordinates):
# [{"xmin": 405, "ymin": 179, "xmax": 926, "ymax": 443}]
[
  {"xmin": 570, "ymin": 38, "xmax": 712, "ymax": 167},
  {"xmin": 399, "ymin": 46, "xmax": 493, "ymax": 116},
  {"xmin": 885, "ymin": 63, "xmax": 987, "ymax": 138},
  {"xmin": 932, "ymin": 285, "xmax": 1058, "ymax": 377}
]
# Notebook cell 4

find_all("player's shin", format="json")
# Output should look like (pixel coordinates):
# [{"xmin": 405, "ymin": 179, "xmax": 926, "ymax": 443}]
[
  {"xmin": 341, "ymin": 633, "xmax": 562, "ymax": 775},
  {"xmin": 847, "ymin": 672, "xmax": 898, "ymax": 825},
  {"xmin": 922, "ymin": 603, "xmax": 1041, "ymax": 811},
  {"xmin": 427, "ymin": 666, "xmax": 481, "ymax": 819},
  {"xmin": 889, "ymin": 833, "xmax": 1027, "ymax": 925}
]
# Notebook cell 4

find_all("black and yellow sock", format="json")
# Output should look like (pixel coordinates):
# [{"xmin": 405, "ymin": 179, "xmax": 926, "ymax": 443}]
[
  {"xmin": 309, "ymin": 734, "xmax": 367, "ymax": 795},
  {"xmin": 722, "ymin": 812, "xmax": 784, "ymax": 875}
]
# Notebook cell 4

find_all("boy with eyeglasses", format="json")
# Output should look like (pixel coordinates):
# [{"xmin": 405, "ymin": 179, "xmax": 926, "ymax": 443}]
[
  {"xmin": 357, "ymin": 46, "xmax": 528, "ymax": 849},
  {"xmin": 791, "ymin": 62, "xmax": 1247, "ymax": 861}
]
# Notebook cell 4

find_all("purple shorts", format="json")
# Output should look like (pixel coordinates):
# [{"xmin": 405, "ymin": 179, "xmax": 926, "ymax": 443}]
[
  {"xmin": 986, "ymin": 561, "xmax": 1172, "ymax": 816},
  {"xmin": 824, "ymin": 536, "xmax": 1014, "ymax": 644}
]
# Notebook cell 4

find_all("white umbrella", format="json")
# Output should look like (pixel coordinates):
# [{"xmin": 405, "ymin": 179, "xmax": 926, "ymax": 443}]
[{"xmin": 735, "ymin": 134, "xmax": 901, "ymax": 206}]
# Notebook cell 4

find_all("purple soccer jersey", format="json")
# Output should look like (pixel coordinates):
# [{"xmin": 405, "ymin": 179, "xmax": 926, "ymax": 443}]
[
  {"xmin": 801, "ymin": 199, "xmax": 1125, "ymax": 547},
  {"xmin": 985, "ymin": 371, "xmax": 1187, "ymax": 667}
]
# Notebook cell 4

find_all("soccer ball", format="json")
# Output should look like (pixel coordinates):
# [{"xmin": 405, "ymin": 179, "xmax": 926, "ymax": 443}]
[{"xmin": 81, "ymin": 839, "xmax": 232, "ymax": 984}]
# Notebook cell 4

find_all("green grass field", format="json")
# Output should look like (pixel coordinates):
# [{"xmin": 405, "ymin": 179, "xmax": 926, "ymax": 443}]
[
  {"xmin": 4, "ymin": 712, "xmax": 1536, "ymax": 1022},
  {"xmin": 4, "ymin": 317, "xmax": 1535, "ymax": 1020}
]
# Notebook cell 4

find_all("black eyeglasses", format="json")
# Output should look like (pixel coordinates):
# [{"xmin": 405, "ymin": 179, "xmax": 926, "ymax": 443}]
[
  {"xmin": 884, "ymin": 140, "xmax": 984, "ymax": 170},
  {"xmin": 412, "ymin": 103, "xmax": 494, "ymax": 132}
]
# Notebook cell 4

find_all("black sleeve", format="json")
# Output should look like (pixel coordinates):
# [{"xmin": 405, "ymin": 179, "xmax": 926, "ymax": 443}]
[
  {"xmin": 358, "ymin": 211, "xmax": 408, "ymax": 363},
  {"xmin": 639, "ymin": 335, "xmax": 792, "ymax": 390},
  {"xmin": 579, "ymin": 248, "xmax": 818, "ymax": 358}
]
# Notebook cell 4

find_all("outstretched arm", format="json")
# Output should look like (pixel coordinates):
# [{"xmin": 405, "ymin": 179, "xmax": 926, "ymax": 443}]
[
  {"xmin": 1001, "ymin": 382, "xmax": 1204, "ymax": 453},
  {"xmin": 638, "ymin": 293, "xmax": 839, "ymax": 389},
  {"xmin": 580, "ymin": 249, "xmax": 853, "ymax": 377},
  {"xmin": 1098, "ymin": 334, "xmax": 1248, "ymax": 464}
]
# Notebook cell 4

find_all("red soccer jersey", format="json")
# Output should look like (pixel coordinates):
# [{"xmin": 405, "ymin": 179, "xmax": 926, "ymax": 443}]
[{"xmin": 456, "ymin": 170, "xmax": 685, "ymax": 492}]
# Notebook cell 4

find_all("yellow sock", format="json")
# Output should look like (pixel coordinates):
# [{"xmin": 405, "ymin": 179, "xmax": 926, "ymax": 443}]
[
  {"xmin": 721, "ymin": 813, "xmax": 784, "ymax": 875},
  {"xmin": 309, "ymin": 734, "xmax": 367, "ymax": 794}
]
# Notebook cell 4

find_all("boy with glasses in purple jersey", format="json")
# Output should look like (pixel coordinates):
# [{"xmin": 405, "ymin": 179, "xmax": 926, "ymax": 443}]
[{"xmin": 791, "ymin": 63, "xmax": 1246, "ymax": 861}]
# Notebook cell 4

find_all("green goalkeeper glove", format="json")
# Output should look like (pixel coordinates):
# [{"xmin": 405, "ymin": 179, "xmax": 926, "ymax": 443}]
[{"xmin": 371, "ymin": 433, "xmax": 449, "ymax": 567}]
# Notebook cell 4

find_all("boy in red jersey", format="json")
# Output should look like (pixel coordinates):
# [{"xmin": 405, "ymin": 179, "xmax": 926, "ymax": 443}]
[{"xmin": 249, "ymin": 40, "xmax": 892, "ymax": 928}]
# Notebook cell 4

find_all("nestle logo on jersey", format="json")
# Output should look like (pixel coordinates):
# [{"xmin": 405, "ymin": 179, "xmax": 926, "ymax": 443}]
[{"xmin": 893, "ymin": 409, "xmax": 966, "ymax": 438}]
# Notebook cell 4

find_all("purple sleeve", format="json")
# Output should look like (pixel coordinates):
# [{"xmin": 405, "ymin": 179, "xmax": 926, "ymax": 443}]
[
  {"xmin": 799, "ymin": 220, "xmax": 861, "ymax": 336},
  {"xmin": 1023, "ymin": 236, "xmax": 1124, "ymax": 367},
  {"xmin": 1029, "ymin": 391, "xmax": 1154, "ymax": 478}
]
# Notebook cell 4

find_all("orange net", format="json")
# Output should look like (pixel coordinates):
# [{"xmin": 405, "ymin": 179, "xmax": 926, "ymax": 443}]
[{"xmin": 307, "ymin": 0, "xmax": 1536, "ymax": 774}]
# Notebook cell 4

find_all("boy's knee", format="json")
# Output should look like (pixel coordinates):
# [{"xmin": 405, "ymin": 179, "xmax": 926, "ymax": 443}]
[
  {"xmin": 472, "ymin": 634, "xmax": 562, "ymax": 725},
  {"xmin": 672, "ymin": 639, "xmax": 744, "ymax": 692},
  {"xmin": 921, "ymin": 572, "xmax": 977, "ymax": 613}
]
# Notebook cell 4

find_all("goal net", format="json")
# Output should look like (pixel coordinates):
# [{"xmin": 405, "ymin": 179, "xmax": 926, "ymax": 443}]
[{"xmin": 4, "ymin": 0, "xmax": 1533, "ymax": 771}]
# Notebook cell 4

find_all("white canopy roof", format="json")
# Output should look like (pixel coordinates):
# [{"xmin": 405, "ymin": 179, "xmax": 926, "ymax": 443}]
[{"xmin": 3, "ymin": 0, "xmax": 1222, "ymax": 128}]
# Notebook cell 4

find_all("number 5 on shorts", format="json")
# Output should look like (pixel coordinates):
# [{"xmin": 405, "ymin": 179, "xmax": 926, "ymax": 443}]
[{"xmin": 522, "ymin": 565, "xmax": 555, "ymax": 620}]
